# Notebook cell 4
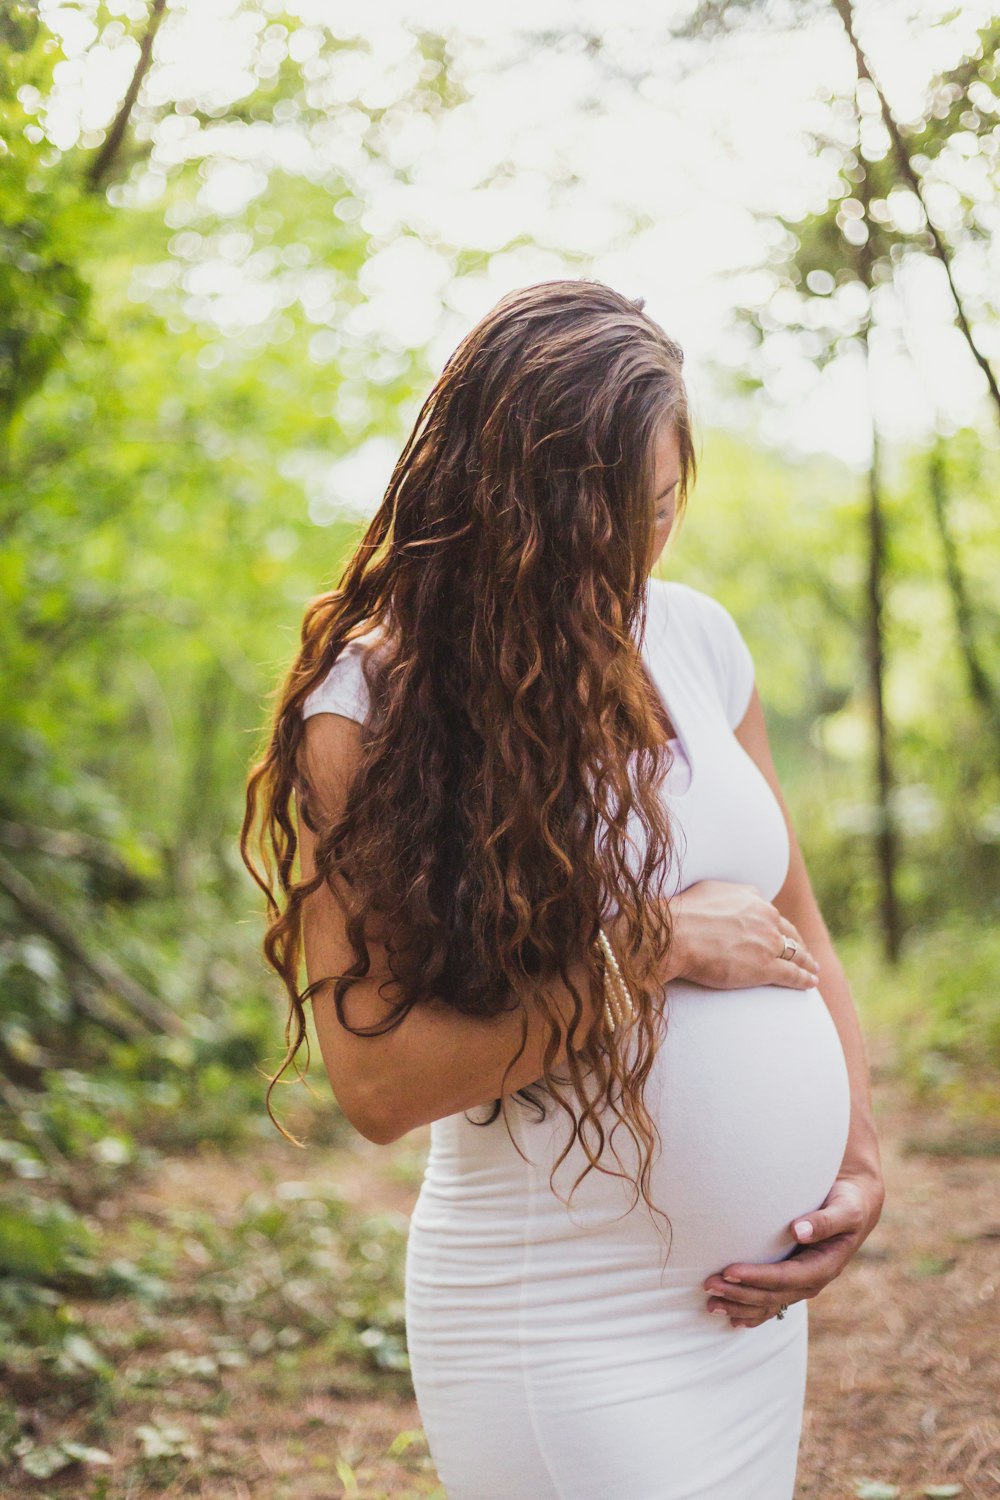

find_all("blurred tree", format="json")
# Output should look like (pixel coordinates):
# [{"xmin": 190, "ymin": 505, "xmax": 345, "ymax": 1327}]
[
  {"xmin": 0, "ymin": 2, "xmax": 92, "ymax": 438},
  {"xmin": 731, "ymin": 92, "xmax": 907, "ymax": 958},
  {"xmin": 673, "ymin": 3, "xmax": 1000, "ymax": 421},
  {"xmin": 84, "ymin": 0, "xmax": 168, "ymax": 193},
  {"xmin": 0, "ymin": 1, "xmax": 485, "ymax": 1086},
  {"xmin": 926, "ymin": 439, "xmax": 1000, "ymax": 758},
  {"xmin": 830, "ymin": 1, "xmax": 1000, "ymax": 419},
  {"xmin": 674, "ymin": 3, "xmax": 1000, "ymax": 960}
]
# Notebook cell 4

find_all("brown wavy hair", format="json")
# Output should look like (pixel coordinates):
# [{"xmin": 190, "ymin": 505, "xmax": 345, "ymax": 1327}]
[{"xmin": 241, "ymin": 277, "xmax": 696, "ymax": 1263}]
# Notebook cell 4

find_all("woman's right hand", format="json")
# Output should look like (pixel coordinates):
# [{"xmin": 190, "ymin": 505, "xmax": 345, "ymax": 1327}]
[{"xmin": 664, "ymin": 879, "xmax": 820, "ymax": 990}]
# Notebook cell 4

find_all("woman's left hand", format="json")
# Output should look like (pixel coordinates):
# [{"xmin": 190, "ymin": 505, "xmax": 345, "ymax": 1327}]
[{"xmin": 702, "ymin": 1168, "xmax": 886, "ymax": 1327}]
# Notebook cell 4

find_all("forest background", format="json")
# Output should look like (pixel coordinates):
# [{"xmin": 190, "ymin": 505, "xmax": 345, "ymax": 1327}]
[{"xmin": 1, "ymin": 0, "xmax": 998, "ymax": 1494}]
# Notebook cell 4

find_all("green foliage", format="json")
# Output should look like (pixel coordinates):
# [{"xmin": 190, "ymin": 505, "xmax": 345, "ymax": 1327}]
[
  {"xmin": 0, "ymin": 17, "xmax": 487, "ymax": 1475},
  {"xmin": 0, "ymin": 2, "xmax": 95, "ymax": 433},
  {"xmin": 0, "ymin": 1169, "xmax": 412, "ymax": 1488},
  {"xmin": 843, "ymin": 920, "xmax": 1000, "ymax": 1117},
  {"xmin": 673, "ymin": 427, "xmax": 1000, "ymax": 936},
  {"xmin": 0, "ymin": 1194, "xmax": 98, "ymax": 1282},
  {"xmin": 0, "ymin": 3, "xmax": 463, "ymax": 1146}
]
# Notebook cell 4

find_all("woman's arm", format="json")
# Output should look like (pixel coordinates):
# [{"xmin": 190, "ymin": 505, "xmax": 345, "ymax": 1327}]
[
  {"xmin": 735, "ymin": 687, "xmax": 883, "ymax": 1189},
  {"xmin": 702, "ymin": 685, "xmax": 885, "ymax": 1327}
]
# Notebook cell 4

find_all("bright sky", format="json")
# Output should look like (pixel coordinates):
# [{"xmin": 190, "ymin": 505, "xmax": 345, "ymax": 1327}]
[{"xmin": 40, "ymin": 0, "xmax": 999, "ymax": 511}]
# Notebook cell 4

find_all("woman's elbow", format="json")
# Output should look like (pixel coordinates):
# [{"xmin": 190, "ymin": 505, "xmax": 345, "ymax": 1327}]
[
  {"xmin": 355, "ymin": 1109, "xmax": 407, "ymax": 1147},
  {"xmin": 336, "ymin": 1079, "xmax": 407, "ymax": 1146}
]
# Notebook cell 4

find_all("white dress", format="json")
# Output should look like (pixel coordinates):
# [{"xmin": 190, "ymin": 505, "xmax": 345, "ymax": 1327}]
[{"xmin": 301, "ymin": 578, "xmax": 852, "ymax": 1500}]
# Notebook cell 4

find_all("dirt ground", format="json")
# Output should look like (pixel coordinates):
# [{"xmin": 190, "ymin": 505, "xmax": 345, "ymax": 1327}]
[
  {"xmin": 103, "ymin": 1025, "xmax": 996, "ymax": 1500},
  {"xmin": 17, "ymin": 1030, "xmax": 997, "ymax": 1500},
  {"xmin": 793, "ymin": 1035, "xmax": 999, "ymax": 1500}
]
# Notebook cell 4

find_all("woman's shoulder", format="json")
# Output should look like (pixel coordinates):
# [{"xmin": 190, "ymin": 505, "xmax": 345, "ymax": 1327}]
[
  {"xmin": 650, "ymin": 576, "xmax": 747, "ymax": 645},
  {"xmin": 651, "ymin": 576, "xmax": 734, "ymax": 630},
  {"xmin": 651, "ymin": 577, "xmax": 756, "ymax": 729},
  {"xmin": 300, "ymin": 622, "xmax": 388, "ymax": 726}
]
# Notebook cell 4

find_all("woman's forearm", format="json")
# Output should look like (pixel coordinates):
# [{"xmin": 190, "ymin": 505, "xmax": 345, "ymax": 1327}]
[
  {"xmin": 340, "ymin": 906, "xmax": 667, "ymax": 1144},
  {"xmin": 730, "ymin": 694, "xmax": 883, "ymax": 1187},
  {"xmin": 801, "ymin": 914, "xmax": 883, "ymax": 1185},
  {"xmin": 347, "ymin": 955, "xmax": 600, "ymax": 1143}
]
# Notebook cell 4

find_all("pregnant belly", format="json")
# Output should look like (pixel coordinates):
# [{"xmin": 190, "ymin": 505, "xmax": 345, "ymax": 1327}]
[
  {"xmin": 524, "ymin": 981, "xmax": 852, "ymax": 1280},
  {"xmin": 646, "ymin": 980, "xmax": 852, "ymax": 1271}
]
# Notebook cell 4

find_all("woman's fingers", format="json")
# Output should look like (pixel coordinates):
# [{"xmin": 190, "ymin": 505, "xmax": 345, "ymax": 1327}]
[
  {"xmin": 703, "ymin": 1183, "xmax": 882, "ymax": 1330},
  {"xmin": 775, "ymin": 915, "xmax": 812, "ymax": 957},
  {"xmin": 706, "ymin": 1282, "xmax": 801, "ymax": 1312},
  {"xmin": 773, "ymin": 958, "xmax": 818, "ymax": 989},
  {"xmin": 711, "ymin": 1238, "xmax": 849, "ymax": 1298},
  {"xmin": 704, "ymin": 1253, "xmax": 811, "ymax": 1325},
  {"xmin": 729, "ymin": 1309, "xmax": 780, "ymax": 1328},
  {"xmin": 706, "ymin": 1292, "xmax": 792, "ymax": 1326},
  {"xmin": 773, "ymin": 917, "xmax": 820, "ymax": 978}
]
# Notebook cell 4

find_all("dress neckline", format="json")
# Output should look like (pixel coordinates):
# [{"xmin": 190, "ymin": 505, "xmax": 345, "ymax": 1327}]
[{"xmin": 639, "ymin": 579, "xmax": 695, "ymax": 802}]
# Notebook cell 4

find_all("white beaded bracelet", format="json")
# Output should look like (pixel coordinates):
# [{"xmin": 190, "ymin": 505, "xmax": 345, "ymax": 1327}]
[{"xmin": 596, "ymin": 925, "xmax": 634, "ymax": 1032}]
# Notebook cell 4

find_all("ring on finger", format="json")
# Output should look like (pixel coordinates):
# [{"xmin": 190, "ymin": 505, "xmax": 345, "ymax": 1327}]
[
  {"xmin": 779, "ymin": 935, "xmax": 798, "ymax": 961},
  {"xmin": 775, "ymin": 1302, "xmax": 790, "ymax": 1320}
]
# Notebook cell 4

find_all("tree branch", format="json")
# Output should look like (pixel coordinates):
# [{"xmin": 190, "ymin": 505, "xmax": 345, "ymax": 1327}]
[
  {"xmin": 0, "ymin": 851, "xmax": 182, "ymax": 1035},
  {"xmin": 831, "ymin": 0, "xmax": 1000, "ymax": 420},
  {"xmin": 85, "ymin": 0, "xmax": 168, "ymax": 193}
]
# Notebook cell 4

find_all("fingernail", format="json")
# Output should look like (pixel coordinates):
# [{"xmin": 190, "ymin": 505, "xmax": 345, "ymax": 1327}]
[
  {"xmin": 722, "ymin": 1273, "xmax": 742, "ymax": 1284},
  {"xmin": 793, "ymin": 1219, "xmax": 813, "ymax": 1240},
  {"xmin": 709, "ymin": 1305, "xmax": 727, "ymax": 1315}
]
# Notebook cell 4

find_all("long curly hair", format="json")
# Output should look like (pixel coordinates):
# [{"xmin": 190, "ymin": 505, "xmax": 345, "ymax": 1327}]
[{"xmin": 241, "ymin": 277, "xmax": 696, "ymax": 1259}]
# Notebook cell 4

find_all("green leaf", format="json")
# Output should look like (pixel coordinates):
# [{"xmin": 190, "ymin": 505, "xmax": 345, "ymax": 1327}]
[
  {"xmin": 20, "ymin": 1444, "xmax": 73, "ymax": 1478},
  {"xmin": 58, "ymin": 1441, "xmax": 113, "ymax": 1465}
]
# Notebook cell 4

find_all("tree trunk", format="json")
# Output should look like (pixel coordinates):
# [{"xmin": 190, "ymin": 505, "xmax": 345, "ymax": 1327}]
[
  {"xmin": 927, "ymin": 441, "xmax": 1000, "ymax": 769},
  {"xmin": 852, "ymin": 124, "xmax": 903, "ymax": 964},
  {"xmin": 862, "ymin": 338, "xmax": 903, "ymax": 963}
]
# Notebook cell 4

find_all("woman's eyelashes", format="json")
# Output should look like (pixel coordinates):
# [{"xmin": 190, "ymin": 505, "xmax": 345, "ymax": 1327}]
[{"xmin": 655, "ymin": 483, "xmax": 679, "ymax": 523}]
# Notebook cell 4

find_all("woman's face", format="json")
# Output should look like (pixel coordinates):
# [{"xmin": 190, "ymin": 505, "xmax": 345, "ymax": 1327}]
[{"xmin": 647, "ymin": 420, "xmax": 682, "ymax": 574}]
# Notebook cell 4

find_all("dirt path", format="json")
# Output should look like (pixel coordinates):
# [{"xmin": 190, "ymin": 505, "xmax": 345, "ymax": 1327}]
[
  {"xmin": 796, "ymin": 1040, "xmax": 999, "ymax": 1500},
  {"xmin": 38, "ymin": 1036, "xmax": 998, "ymax": 1500}
]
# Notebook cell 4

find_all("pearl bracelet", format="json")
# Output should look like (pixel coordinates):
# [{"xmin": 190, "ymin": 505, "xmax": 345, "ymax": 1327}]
[{"xmin": 596, "ymin": 925, "xmax": 635, "ymax": 1032}]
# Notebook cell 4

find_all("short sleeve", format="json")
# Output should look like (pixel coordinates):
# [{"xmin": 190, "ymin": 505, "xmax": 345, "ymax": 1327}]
[
  {"xmin": 685, "ymin": 588, "xmax": 756, "ymax": 729},
  {"xmin": 301, "ymin": 637, "xmax": 373, "ymax": 726}
]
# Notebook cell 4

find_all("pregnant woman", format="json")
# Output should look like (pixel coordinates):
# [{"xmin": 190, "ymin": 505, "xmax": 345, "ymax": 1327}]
[{"xmin": 242, "ymin": 278, "xmax": 885, "ymax": 1498}]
